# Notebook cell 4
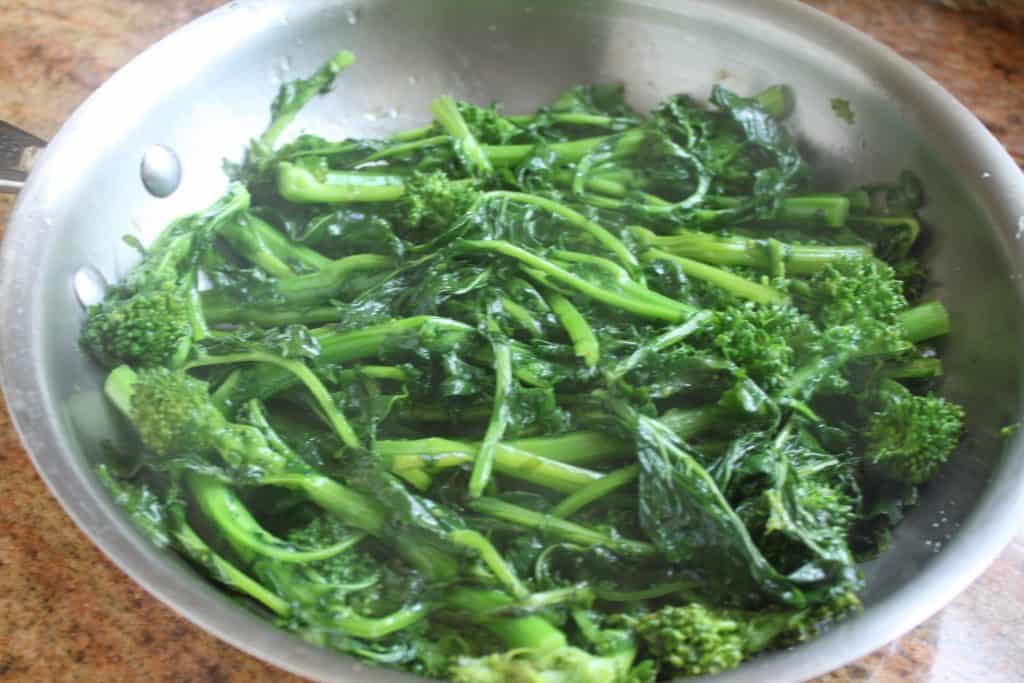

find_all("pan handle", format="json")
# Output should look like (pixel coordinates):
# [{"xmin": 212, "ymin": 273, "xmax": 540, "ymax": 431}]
[{"xmin": 0, "ymin": 121, "xmax": 46, "ymax": 194}]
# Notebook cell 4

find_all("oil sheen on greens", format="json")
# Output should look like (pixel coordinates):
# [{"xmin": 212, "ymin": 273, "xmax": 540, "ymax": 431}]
[{"xmin": 82, "ymin": 51, "xmax": 964, "ymax": 681}]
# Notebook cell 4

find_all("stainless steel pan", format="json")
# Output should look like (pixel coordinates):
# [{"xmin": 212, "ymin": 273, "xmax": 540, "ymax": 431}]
[{"xmin": 3, "ymin": 1, "xmax": 1024, "ymax": 681}]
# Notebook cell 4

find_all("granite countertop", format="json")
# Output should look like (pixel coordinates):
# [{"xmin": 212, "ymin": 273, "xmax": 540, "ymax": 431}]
[{"xmin": 1, "ymin": 1, "xmax": 1022, "ymax": 681}]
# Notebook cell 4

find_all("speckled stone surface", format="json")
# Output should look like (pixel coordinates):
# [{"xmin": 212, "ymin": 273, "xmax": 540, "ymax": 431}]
[{"xmin": 1, "ymin": 2, "xmax": 1022, "ymax": 681}]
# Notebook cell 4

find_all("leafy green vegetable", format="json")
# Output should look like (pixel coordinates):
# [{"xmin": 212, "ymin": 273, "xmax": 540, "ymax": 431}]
[{"xmin": 82, "ymin": 52, "xmax": 965, "ymax": 681}]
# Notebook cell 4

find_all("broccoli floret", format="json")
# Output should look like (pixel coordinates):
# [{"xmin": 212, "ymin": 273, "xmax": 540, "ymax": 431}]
[
  {"xmin": 457, "ymin": 101, "xmax": 524, "ymax": 145},
  {"xmin": 81, "ymin": 287, "xmax": 193, "ymax": 368},
  {"xmin": 635, "ymin": 595, "xmax": 861, "ymax": 677},
  {"xmin": 864, "ymin": 380, "xmax": 964, "ymax": 484},
  {"xmin": 447, "ymin": 592, "xmax": 638, "ymax": 683},
  {"xmin": 798, "ymin": 479, "xmax": 857, "ymax": 532},
  {"xmin": 80, "ymin": 183, "xmax": 250, "ymax": 368},
  {"xmin": 634, "ymin": 604, "xmax": 744, "ymax": 676},
  {"xmin": 702, "ymin": 302, "xmax": 816, "ymax": 392},
  {"xmin": 801, "ymin": 258, "xmax": 907, "ymax": 328},
  {"xmin": 450, "ymin": 646, "xmax": 635, "ymax": 683},
  {"xmin": 400, "ymin": 171, "xmax": 481, "ymax": 233},
  {"xmin": 105, "ymin": 365, "xmax": 288, "ymax": 469}
]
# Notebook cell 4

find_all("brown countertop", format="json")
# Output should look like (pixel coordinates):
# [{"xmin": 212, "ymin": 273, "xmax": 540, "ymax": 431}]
[{"xmin": 1, "ymin": 1, "xmax": 1023, "ymax": 681}]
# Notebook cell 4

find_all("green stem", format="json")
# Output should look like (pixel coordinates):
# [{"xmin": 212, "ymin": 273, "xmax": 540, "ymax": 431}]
[
  {"xmin": 483, "ymin": 191, "xmax": 639, "ymax": 272},
  {"xmin": 709, "ymin": 194, "xmax": 850, "ymax": 228},
  {"xmin": 469, "ymin": 497, "xmax": 655, "ymax": 558},
  {"xmin": 644, "ymin": 248, "xmax": 788, "ymax": 304},
  {"xmin": 449, "ymin": 530, "xmax": 528, "ymax": 598},
  {"xmin": 220, "ymin": 217, "xmax": 295, "ymax": 278},
  {"xmin": 277, "ymin": 163, "xmax": 407, "ymax": 204},
  {"xmin": 499, "ymin": 296, "xmax": 545, "ymax": 338},
  {"xmin": 381, "ymin": 437, "xmax": 604, "ymax": 494},
  {"xmin": 431, "ymin": 95, "xmax": 494, "ymax": 176},
  {"xmin": 884, "ymin": 357, "xmax": 943, "ymax": 379},
  {"xmin": 546, "ymin": 292, "xmax": 599, "ymax": 366},
  {"xmin": 202, "ymin": 254, "xmax": 392, "ymax": 313},
  {"xmin": 550, "ymin": 464, "xmax": 640, "ymax": 519},
  {"xmin": 457, "ymin": 239, "xmax": 689, "ymax": 322},
  {"xmin": 633, "ymin": 226, "xmax": 872, "ymax": 275},
  {"xmin": 470, "ymin": 329, "xmax": 514, "ymax": 498},
  {"xmin": 898, "ymin": 301, "xmax": 950, "ymax": 343},
  {"xmin": 444, "ymin": 588, "xmax": 568, "ymax": 651},
  {"xmin": 241, "ymin": 213, "xmax": 333, "ymax": 271},
  {"xmin": 187, "ymin": 473, "xmax": 358, "ymax": 563},
  {"xmin": 362, "ymin": 134, "xmax": 449, "ymax": 163},
  {"xmin": 187, "ymin": 352, "xmax": 362, "ymax": 450},
  {"xmin": 482, "ymin": 128, "xmax": 645, "ymax": 167},
  {"xmin": 203, "ymin": 303, "xmax": 346, "ymax": 327},
  {"xmin": 171, "ymin": 521, "xmax": 290, "ymax": 616},
  {"xmin": 331, "ymin": 604, "xmax": 431, "ymax": 639},
  {"xmin": 509, "ymin": 432, "xmax": 627, "ymax": 467},
  {"xmin": 259, "ymin": 51, "xmax": 355, "ymax": 150}
]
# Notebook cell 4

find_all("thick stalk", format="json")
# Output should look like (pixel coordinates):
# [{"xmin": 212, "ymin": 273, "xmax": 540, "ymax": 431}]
[
  {"xmin": 546, "ymin": 292, "xmax": 599, "ymax": 366},
  {"xmin": 633, "ymin": 226, "xmax": 872, "ymax": 275},
  {"xmin": 381, "ymin": 437, "xmax": 605, "ymax": 494},
  {"xmin": 277, "ymin": 163, "xmax": 407, "ymax": 204},
  {"xmin": 469, "ymin": 497, "xmax": 655, "ymax": 558},
  {"xmin": 644, "ymin": 248, "xmax": 788, "ymax": 304},
  {"xmin": 457, "ymin": 239, "xmax": 690, "ymax": 322},
  {"xmin": 550, "ymin": 464, "xmax": 640, "ymax": 519}
]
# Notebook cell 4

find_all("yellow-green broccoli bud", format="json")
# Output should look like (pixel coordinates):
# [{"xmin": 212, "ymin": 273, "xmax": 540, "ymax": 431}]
[
  {"xmin": 865, "ymin": 380, "xmax": 964, "ymax": 484},
  {"xmin": 81, "ymin": 287, "xmax": 192, "ymax": 368},
  {"xmin": 635, "ymin": 604, "xmax": 744, "ymax": 677}
]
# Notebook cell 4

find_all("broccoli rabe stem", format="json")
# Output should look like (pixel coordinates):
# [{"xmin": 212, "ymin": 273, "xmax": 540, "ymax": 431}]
[
  {"xmin": 222, "ymin": 213, "xmax": 332, "ymax": 274},
  {"xmin": 186, "ymin": 473, "xmax": 358, "ymax": 563},
  {"xmin": 546, "ymin": 292, "xmax": 600, "ymax": 366},
  {"xmin": 510, "ymin": 431, "xmax": 628, "ymax": 466},
  {"xmin": 708, "ymin": 194, "xmax": 851, "ymax": 228},
  {"xmin": 258, "ymin": 50, "xmax": 355, "ymax": 151},
  {"xmin": 449, "ymin": 530, "xmax": 529, "ymax": 598},
  {"xmin": 643, "ymin": 248, "xmax": 788, "ymax": 304},
  {"xmin": 362, "ymin": 134, "xmax": 449, "ymax": 163},
  {"xmin": 431, "ymin": 95, "xmax": 495, "ymax": 176},
  {"xmin": 456, "ymin": 239, "xmax": 693, "ymax": 322},
  {"xmin": 220, "ymin": 217, "xmax": 295, "ymax": 279},
  {"xmin": 550, "ymin": 464, "xmax": 640, "ymax": 519},
  {"xmin": 468, "ymin": 497, "xmax": 656, "ymax": 558},
  {"xmin": 483, "ymin": 191, "xmax": 640, "ymax": 272},
  {"xmin": 897, "ymin": 300, "xmax": 950, "ymax": 343},
  {"xmin": 210, "ymin": 507, "xmax": 433, "ymax": 639},
  {"xmin": 187, "ymin": 351, "xmax": 362, "ymax": 450},
  {"xmin": 444, "ymin": 588, "xmax": 569, "ymax": 651},
  {"xmin": 631, "ymin": 226, "xmax": 872, "ymax": 275},
  {"xmin": 202, "ymin": 253, "xmax": 392, "ymax": 314},
  {"xmin": 381, "ymin": 437, "xmax": 605, "ymax": 493},
  {"xmin": 277, "ymin": 163, "xmax": 407, "ymax": 203},
  {"xmin": 482, "ymin": 128, "xmax": 646, "ymax": 167},
  {"xmin": 470, "ymin": 325, "xmax": 514, "ymax": 498},
  {"xmin": 202, "ymin": 303, "xmax": 346, "ymax": 327},
  {"xmin": 505, "ymin": 111, "xmax": 631, "ymax": 129},
  {"xmin": 174, "ymin": 524, "xmax": 292, "ymax": 616}
]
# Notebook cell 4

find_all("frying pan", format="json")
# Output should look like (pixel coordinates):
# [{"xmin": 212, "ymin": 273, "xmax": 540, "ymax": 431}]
[{"xmin": 3, "ymin": 1, "xmax": 1024, "ymax": 681}]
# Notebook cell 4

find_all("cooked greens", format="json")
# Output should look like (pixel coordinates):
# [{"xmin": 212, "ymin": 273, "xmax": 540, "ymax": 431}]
[{"xmin": 83, "ymin": 51, "xmax": 963, "ymax": 680}]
